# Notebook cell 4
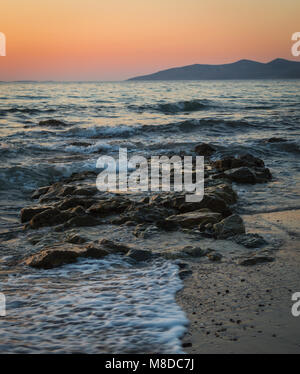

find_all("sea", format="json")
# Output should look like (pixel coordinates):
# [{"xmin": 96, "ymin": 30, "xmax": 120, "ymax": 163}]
[{"xmin": 0, "ymin": 80, "xmax": 299, "ymax": 353}]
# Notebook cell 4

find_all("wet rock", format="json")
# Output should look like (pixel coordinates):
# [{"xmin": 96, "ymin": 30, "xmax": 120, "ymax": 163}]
[
  {"xmin": 84, "ymin": 243, "xmax": 110, "ymax": 258},
  {"xmin": 126, "ymin": 249, "xmax": 152, "ymax": 262},
  {"xmin": 66, "ymin": 234, "xmax": 88, "ymax": 244},
  {"xmin": 73, "ymin": 187, "xmax": 98, "ymax": 197},
  {"xmin": 207, "ymin": 252, "xmax": 223, "ymax": 262},
  {"xmin": 166, "ymin": 209, "xmax": 222, "ymax": 228},
  {"xmin": 265, "ymin": 137, "xmax": 287, "ymax": 143},
  {"xmin": 20, "ymin": 206, "xmax": 51, "ymax": 223},
  {"xmin": 28, "ymin": 208, "xmax": 72, "ymax": 229},
  {"xmin": 239, "ymin": 256, "xmax": 274, "ymax": 266},
  {"xmin": 180, "ymin": 245, "xmax": 206, "ymax": 257},
  {"xmin": 25, "ymin": 245, "xmax": 84, "ymax": 269},
  {"xmin": 64, "ymin": 215, "xmax": 100, "ymax": 228},
  {"xmin": 66, "ymin": 206, "xmax": 86, "ymax": 216},
  {"xmin": 224, "ymin": 167, "xmax": 257, "ymax": 184},
  {"xmin": 173, "ymin": 194, "xmax": 231, "ymax": 216},
  {"xmin": 57, "ymin": 197, "xmax": 97, "ymax": 210},
  {"xmin": 213, "ymin": 214, "xmax": 245, "ymax": 239},
  {"xmin": 25, "ymin": 243, "xmax": 109, "ymax": 269},
  {"xmin": 123, "ymin": 205, "xmax": 170, "ymax": 224},
  {"xmin": 39, "ymin": 119, "xmax": 68, "ymax": 127},
  {"xmin": 206, "ymin": 183, "xmax": 238, "ymax": 205},
  {"xmin": 31, "ymin": 186, "xmax": 50, "ymax": 199},
  {"xmin": 98, "ymin": 238, "xmax": 131, "ymax": 254},
  {"xmin": 87, "ymin": 198, "xmax": 131, "ymax": 216},
  {"xmin": 69, "ymin": 141, "xmax": 92, "ymax": 147},
  {"xmin": 212, "ymin": 154, "xmax": 265, "ymax": 171},
  {"xmin": 179, "ymin": 269, "xmax": 193, "ymax": 279},
  {"xmin": 234, "ymin": 233, "xmax": 267, "ymax": 248},
  {"xmin": 133, "ymin": 224, "xmax": 159, "ymax": 238},
  {"xmin": 195, "ymin": 143, "xmax": 216, "ymax": 156}
]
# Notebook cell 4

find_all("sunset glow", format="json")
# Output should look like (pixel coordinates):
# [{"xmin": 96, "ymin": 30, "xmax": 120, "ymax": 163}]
[{"xmin": 0, "ymin": 0, "xmax": 299, "ymax": 80}]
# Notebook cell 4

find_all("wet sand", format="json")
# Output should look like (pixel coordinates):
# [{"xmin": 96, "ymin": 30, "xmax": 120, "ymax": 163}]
[{"xmin": 177, "ymin": 209, "xmax": 300, "ymax": 353}]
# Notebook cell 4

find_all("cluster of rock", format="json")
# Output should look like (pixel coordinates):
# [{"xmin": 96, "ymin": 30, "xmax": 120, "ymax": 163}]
[{"xmin": 21, "ymin": 145, "xmax": 273, "ymax": 269}]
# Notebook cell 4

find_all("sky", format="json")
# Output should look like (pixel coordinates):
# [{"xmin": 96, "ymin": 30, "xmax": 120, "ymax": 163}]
[{"xmin": 0, "ymin": 0, "xmax": 299, "ymax": 81}]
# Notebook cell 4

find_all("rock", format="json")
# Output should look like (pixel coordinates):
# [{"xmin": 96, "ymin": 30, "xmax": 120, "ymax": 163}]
[
  {"xmin": 180, "ymin": 246, "xmax": 206, "ymax": 257},
  {"xmin": 123, "ymin": 205, "xmax": 170, "ymax": 224},
  {"xmin": 31, "ymin": 186, "xmax": 50, "ymax": 199},
  {"xmin": 126, "ymin": 249, "xmax": 152, "ymax": 262},
  {"xmin": 239, "ymin": 256, "xmax": 274, "ymax": 266},
  {"xmin": 64, "ymin": 215, "xmax": 100, "ymax": 228},
  {"xmin": 57, "ymin": 197, "xmax": 96, "ymax": 210},
  {"xmin": 69, "ymin": 142, "xmax": 92, "ymax": 147},
  {"xmin": 206, "ymin": 183, "xmax": 238, "ymax": 205},
  {"xmin": 166, "ymin": 209, "xmax": 222, "ymax": 228},
  {"xmin": 39, "ymin": 119, "xmax": 68, "ymax": 127},
  {"xmin": 87, "ymin": 198, "xmax": 130, "ymax": 216},
  {"xmin": 224, "ymin": 167, "xmax": 257, "ymax": 184},
  {"xmin": 66, "ymin": 234, "xmax": 87, "ymax": 244},
  {"xmin": 195, "ymin": 143, "xmax": 216, "ymax": 156},
  {"xmin": 213, "ymin": 214, "xmax": 245, "ymax": 239},
  {"xmin": 98, "ymin": 238, "xmax": 130, "ymax": 254},
  {"xmin": 84, "ymin": 243, "xmax": 110, "ymax": 258},
  {"xmin": 178, "ymin": 269, "xmax": 193, "ymax": 279},
  {"xmin": 265, "ymin": 137, "xmax": 287, "ymax": 143},
  {"xmin": 28, "ymin": 208, "xmax": 72, "ymax": 229},
  {"xmin": 20, "ymin": 206, "xmax": 51, "ymax": 223},
  {"xmin": 234, "ymin": 233, "xmax": 267, "ymax": 248},
  {"xmin": 25, "ymin": 243, "xmax": 110, "ymax": 269},
  {"xmin": 207, "ymin": 252, "xmax": 222, "ymax": 262},
  {"xmin": 73, "ymin": 187, "xmax": 98, "ymax": 197},
  {"xmin": 212, "ymin": 154, "xmax": 265, "ymax": 171}
]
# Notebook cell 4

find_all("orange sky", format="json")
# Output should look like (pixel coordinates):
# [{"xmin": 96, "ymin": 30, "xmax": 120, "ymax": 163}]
[{"xmin": 0, "ymin": 0, "xmax": 299, "ymax": 80}]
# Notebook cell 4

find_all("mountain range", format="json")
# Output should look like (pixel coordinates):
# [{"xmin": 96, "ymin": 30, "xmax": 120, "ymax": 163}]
[{"xmin": 128, "ymin": 59, "xmax": 300, "ymax": 80}]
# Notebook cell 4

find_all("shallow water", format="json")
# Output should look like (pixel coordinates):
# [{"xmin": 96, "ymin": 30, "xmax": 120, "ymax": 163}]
[{"xmin": 0, "ymin": 80, "xmax": 299, "ymax": 352}]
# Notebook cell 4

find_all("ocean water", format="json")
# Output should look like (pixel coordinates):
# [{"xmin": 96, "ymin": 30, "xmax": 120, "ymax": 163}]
[{"xmin": 0, "ymin": 80, "xmax": 300, "ymax": 352}]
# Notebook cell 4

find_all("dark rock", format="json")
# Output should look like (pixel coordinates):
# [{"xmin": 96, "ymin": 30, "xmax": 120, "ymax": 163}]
[
  {"xmin": 25, "ymin": 243, "xmax": 110, "ymax": 269},
  {"xmin": 166, "ymin": 209, "xmax": 222, "ymax": 228},
  {"xmin": 213, "ymin": 214, "xmax": 245, "ymax": 239},
  {"xmin": 66, "ymin": 234, "xmax": 87, "ymax": 244},
  {"xmin": 234, "ymin": 233, "xmax": 267, "ymax": 248},
  {"xmin": 20, "ymin": 206, "xmax": 51, "ymax": 223},
  {"xmin": 87, "ymin": 198, "xmax": 130, "ymax": 216},
  {"xmin": 239, "ymin": 256, "xmax": 275, "ymax": 266},
  {"xmin": 98, "ymin": 238, "xmax": 130, "ymax": 254},
  {"xmin": 39, "ymin": 119, "xmax": 68, "ymax": 127},
  {"xmin": 64, "ymin": 215, "xmax": 100, "ymax": 228},
  {"xmin": 57, "ymin": 197, "xmax": 96, "ymax": 210},
  {"xmin": 31, "ymin": 186, "xmax": 50, "ymax": 199},
  {"xmin": 207, "ymin": 252, "xmax": 223, "ymax": 262},
  {"xmin": 195, "ymin": 143, "xmax": 216, "ymax": 156},
  {"xmin": 212, "ymin": 154, "xmax": 265, "ymax": 171},
  {"xmin": 69, "ymin": 142, "xmax": 92, "ymax": 147},
  {"xmin": 265, "ymin": 137, "xmax": 287, "ymax": 143},
  {"xmin": 84, "ymin": 243, "xmax": 110, "ymax": 258},
  {"xmin": 224, "ymin": 167, "xmax": 257, "ymax": 184},
  {"xmin": 179, "ymin": 269, "xmax": 193, "ymax": 279},
  {"xmin": 28, "ymin": 208, "xmax": 72, "ymax": 229},
  {"xmin": 126, "ymin": 249, "xmax": 152, "ymax": 262}
]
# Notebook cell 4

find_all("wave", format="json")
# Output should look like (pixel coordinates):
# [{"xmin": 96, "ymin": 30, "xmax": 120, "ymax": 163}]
[{"xmin": 129, "ymin": 99, "xmax": 212, "ymax": 114}]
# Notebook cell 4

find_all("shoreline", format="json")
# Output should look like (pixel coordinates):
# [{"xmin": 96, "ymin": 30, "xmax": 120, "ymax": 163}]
[{"xmin": 177, "ymin": 209, "xmax": 300, "ymax": 353}]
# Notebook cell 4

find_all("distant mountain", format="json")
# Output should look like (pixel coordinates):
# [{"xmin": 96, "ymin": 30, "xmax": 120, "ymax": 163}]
[{"xmin": 128, "ymin": 59, "xmax": 300, "ymax": 80}]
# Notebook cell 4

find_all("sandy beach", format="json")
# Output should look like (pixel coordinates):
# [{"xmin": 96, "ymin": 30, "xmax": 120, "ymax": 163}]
[{"xmin": 178, "ymin": 209, "xmax": 300, "ymax": 353}]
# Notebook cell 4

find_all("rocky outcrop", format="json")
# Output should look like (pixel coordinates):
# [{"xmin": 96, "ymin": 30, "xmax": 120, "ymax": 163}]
[
  {"xmin": 213, "ymin": 214, "xmax": 245, "ymax": 239},
  {"xmin": 194, "ymin": 143, "xmax": 216, "ymax": 156},
  {"xmin": 166, "ymin": 209, "xmax": 222, "ymax": 228}
]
